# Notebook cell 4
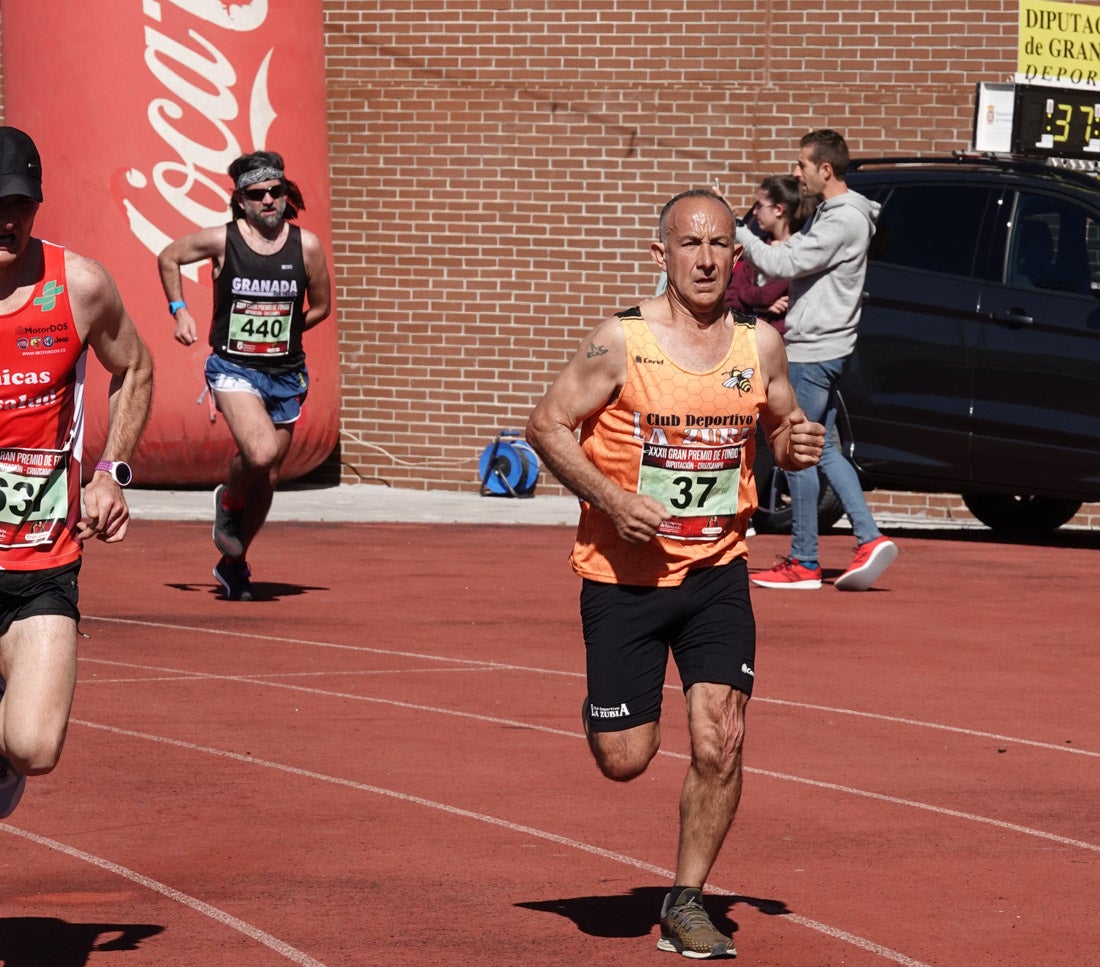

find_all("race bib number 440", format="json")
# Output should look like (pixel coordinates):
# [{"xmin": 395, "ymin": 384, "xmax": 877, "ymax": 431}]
[
  {"xmin": 0, "ymin": 448, "xmax": 69, "ymax": 549},
  {"xmin": 638, "ymin": 442, "xmax": 742, "ymax": 541},
  {"xmin": 228, "ymin": 299, "xmax": 293, "ymax": 357}
]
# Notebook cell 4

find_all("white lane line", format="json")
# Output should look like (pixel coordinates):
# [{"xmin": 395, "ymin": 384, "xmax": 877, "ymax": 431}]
[
  {"xmin": 0, "ymin": 824, "xmax": 325, "ymax": 966},
  {"xmin": 82, "ymin": 615, "xmax": 1098, "ymax": 759},
  {"xmin": 759, "ymin": 697, "xmax": 1099, "ymax": 759},
  {"xmin": 66, "ymin": 717, "xmax": 929, "ymax": 967},
  {"xmin": 74, "ymin": 656, "xmax": 1100, "ymax": 852}
]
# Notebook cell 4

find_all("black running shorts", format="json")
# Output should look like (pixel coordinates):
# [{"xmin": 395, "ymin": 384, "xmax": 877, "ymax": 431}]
[
  {"xmin": 0, "ymin": 560, "xmax": 81, "ymax": 638},
  {"xmin": 580, "ymin": 559, "xmax": 755, "ymax": 733}
]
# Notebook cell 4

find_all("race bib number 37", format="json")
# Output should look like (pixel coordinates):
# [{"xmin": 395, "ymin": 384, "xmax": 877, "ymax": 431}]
[
  {"xmin": 228, "ymin": 299, "xmax": 293, "ymax": 357},
  {"xmin": 0, "ymin": 448, "xmax": 69, "ymax": 549},
  {"xmin": 638, "ymin": 442, "xmax": 742, "ymax": 541}
]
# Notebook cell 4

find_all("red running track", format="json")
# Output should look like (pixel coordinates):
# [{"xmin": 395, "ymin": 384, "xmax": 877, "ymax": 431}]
[{"xmin": 1, "ymin": 520, "xmax": 1097, "ymax": 966}]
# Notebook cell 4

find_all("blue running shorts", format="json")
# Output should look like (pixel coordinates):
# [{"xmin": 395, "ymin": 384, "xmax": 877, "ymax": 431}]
[{"xmin": 204, "ymin": 354, "xmax": 309, "ymax": 426}]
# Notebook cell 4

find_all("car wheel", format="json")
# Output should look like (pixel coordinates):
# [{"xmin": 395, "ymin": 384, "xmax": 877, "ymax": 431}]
[
  {"xmin": 752, "ymin": 467, "xmax": 845, "ymax": 534},
  {"xmin": 961, "ymin": 493, "xmax": 1082, "ymax": 535}
]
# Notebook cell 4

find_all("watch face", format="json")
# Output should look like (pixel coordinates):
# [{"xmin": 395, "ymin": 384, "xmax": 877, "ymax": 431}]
[{"xmin": 112, "ymin": 462, "xmax": 133, "ymax": 486}]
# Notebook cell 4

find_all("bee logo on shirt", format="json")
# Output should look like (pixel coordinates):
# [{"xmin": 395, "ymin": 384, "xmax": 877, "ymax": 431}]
[{"xmin": 722, "ymin": 367, "xmax": 754, "ymax": 394}]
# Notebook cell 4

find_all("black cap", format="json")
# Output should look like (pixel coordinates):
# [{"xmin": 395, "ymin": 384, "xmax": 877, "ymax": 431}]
[{"xmin": 0, "ymin": 127, "xmax": 43, "ymax": 202}]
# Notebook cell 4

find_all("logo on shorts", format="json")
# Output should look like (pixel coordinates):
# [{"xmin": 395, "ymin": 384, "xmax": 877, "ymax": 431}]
[
  {"xmin": 741, "ymin": 663, "xmax": 754, "ymax": 678},
  {"xmin": 590, "ymin": 701, "xmax": 630, "ymax": 719}
]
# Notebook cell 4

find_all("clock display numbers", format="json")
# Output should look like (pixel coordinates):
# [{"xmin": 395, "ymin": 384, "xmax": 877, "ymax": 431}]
[{"xmin": 1012, "ymin": 84, "xmax": 1100, "ymax": 158}]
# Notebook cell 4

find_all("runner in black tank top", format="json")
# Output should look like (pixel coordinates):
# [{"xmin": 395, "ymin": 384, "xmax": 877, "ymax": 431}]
[{"xmin": 157, "ymin": 150, "xmax": 332, "ymax": 601}]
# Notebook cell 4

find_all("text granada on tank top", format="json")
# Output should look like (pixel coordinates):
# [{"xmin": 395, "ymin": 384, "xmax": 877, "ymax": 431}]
[
  {"xmin": 571, "ymin": 308, "xmax": 765, "ymax": 587},
  {"xmin": 0, "ymin": 240, "xmax": 87, "ymax": 569}
]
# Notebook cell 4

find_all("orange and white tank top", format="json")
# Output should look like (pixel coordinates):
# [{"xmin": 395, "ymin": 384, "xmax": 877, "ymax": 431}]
[
  {"xmin": 0, "ymin": 240, "xmax": 87, "ymax": 570},
  {"xmin": 570, "ymin": 307, "xmax": 765, "ymax": 587}
]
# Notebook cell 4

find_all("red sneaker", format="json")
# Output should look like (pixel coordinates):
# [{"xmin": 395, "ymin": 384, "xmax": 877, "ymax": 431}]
[
  {"xmin": 751, "ymin": 556, "xmax": 822, "ymax": 590},
  {"xmin": 835, "ymin": 537, "xmax": 898, "ymax": 591}
]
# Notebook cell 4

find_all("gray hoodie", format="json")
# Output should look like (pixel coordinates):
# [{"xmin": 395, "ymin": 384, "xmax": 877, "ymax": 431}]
[{"xmin": 735, "ymin": 189, "xmax": 880, "ymax": 363}]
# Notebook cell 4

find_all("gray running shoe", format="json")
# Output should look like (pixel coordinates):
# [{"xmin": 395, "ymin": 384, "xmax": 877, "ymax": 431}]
[
  {"xmin": 212, "ymin": 484, "xmax": 244, "ymax": 558},
  {"xmin": 213, "ymin": 556, "xmax": 253, "ymax": 602},
  {"xmin": 0, "ymin": 679, "xmax": 26, "ymax": 818},
  {"xmin": 658, "ymin": 888, "xmax": 737, "ymax": 959}
]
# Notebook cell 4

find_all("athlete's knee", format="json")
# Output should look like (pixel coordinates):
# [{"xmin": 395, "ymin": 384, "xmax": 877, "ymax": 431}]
[
  {"xmin": 687, "ymin": 687, "xmax": 747, "ymax": 779},
  {"xmin": 589, "ymin": 723, "xmax": 660, "ymax": 781},
  {"xmin": 690, "ymin": 735, "xmax": 743, "ymax": 785},
  {"xmin": 239, "ymin": 438, "xmax": 281, "ymax": 474}
]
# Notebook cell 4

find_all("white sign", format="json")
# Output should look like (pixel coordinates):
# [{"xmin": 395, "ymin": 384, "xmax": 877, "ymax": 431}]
[{"xmin": 973, "ymin": 82, "xmax": 1017, "ymax": 153}]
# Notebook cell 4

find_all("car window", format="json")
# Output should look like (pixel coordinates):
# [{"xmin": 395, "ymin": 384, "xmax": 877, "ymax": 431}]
[
  {"xmin": 1008, "ymin": 193, "xmax": 1098, "ymax": 297},
  {"xmin": 867, "ymin": 184, "xmax": 992, "ymax": 277}
]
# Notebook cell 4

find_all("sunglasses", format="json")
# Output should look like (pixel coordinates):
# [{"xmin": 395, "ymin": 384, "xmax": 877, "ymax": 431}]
[{"xmin": 241, "ymin": 184, "xmax": 287, "ymax": 201}]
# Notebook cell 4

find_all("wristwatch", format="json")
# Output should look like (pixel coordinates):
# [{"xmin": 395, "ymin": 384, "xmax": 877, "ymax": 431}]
[{"xmin": 94, "ymin": 460, "xmax": 133, "ymax": 487}]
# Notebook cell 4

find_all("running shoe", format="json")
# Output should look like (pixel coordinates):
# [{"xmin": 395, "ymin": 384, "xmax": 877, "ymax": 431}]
[
  {"xmin": 212, "ymin": 484, "xmax": 244, "ymax": 558},
  {"xmin": 0, "ymin": 679, "xmax": 26, "ymax": 819},
  {"xmin": 750, "ymin": 556, "xmax": 822, "ymax": 590},
  {"xmin": 835, "ymin": 536, "xmax": 898, "ymax": 591},
  {"xmin": 213, "ymin": 556, "xmax": 253, "ymax": 601},
  {"xmin": 0, "ymin": 756, "xmax": 25, "ymax": 819},
  {"xmin": 658, "ymin": 888, "xmax": 737, "ymax": 959}
]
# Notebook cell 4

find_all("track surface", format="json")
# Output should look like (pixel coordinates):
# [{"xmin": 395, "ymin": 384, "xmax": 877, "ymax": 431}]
[{"xmin": 2, "ymin": 521, "xmax": 1097, "ymax": 966}]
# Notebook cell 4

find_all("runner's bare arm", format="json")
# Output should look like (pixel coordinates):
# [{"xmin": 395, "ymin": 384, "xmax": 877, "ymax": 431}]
[
  {"xmin": 157, "ymin": 225, "xmax": 228, "ymax": 346},
  {"xmin": 301, "ymin": 229, "xmax": 332, "ymax": 331},
  {"xmin": 526, "ymin": 316, "xmax": 666, "ymax": 544},
  {"xmin": 754, "ymin": 320, "xmax": 824, "ymax": 472},
  {"xmin": 67, "ymin": 253, "xmax": 154, "ymax": 543}
]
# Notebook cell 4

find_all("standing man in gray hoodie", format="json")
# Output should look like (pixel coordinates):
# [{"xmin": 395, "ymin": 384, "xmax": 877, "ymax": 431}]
[{"xmin": 736, "ymin": 129, "xmax": 898, "ymax": 591}]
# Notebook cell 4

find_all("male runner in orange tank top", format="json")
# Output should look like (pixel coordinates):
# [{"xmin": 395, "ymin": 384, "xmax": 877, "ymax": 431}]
[
  {"xmin": 0, "ymin": 127, "xmax": 153, "ymax": 818},
  {"xmin": 527, "ymin": 189, "xmax": 824, "ymax": 959}
]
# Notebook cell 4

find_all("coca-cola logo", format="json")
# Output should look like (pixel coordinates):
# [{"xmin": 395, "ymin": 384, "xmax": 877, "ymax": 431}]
[{"xmin": 122, "ymin": 0, "xmax": 276, "ymax": 280}]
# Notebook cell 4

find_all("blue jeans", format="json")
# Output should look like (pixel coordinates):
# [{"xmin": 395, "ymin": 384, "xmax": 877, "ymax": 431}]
[{"xmin": 787, "ymin": 357, "xmax": 881, "ymax": 563}]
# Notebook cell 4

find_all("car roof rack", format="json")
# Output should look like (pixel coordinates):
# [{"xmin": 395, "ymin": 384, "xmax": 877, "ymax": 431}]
[{"xmin": 849, "ymin": 152, "xmax": 1100, "ymax": 190}]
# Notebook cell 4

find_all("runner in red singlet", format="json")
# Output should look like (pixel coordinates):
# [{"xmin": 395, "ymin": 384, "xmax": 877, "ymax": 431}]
[{"xmin": 0, "ymin": 126, "xmax": 154, "ymax": 817}]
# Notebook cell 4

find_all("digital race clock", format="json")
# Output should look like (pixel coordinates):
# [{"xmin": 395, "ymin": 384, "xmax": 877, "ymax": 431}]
[{"xmin": 1011, "ymin": 83, "xmax": 1100, "ymax": 158}]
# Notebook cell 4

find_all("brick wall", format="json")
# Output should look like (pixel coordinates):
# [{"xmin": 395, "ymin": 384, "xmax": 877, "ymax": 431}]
[
  {"xmin": 318, "ymin": 0, "xmax": 1099, "ymax": 528},
  {"xmin": 864, "ymin": 493, "xmax": 1100, "ymax": 532},
  {"xmin": 322, "ymin": 0, "xmax": 1017, "ymax": 487},
  {"xmin": 2, "ymin": 2, "xmax": 1098, "ymax": 527}
]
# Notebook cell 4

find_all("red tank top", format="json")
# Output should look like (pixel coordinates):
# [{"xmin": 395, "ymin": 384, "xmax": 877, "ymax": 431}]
[
  {"xmin": 0, "ymin": 241, "xmax": 87, "ymax": 570},
  {"xmin": 570, "ymin": 308, "xmax": 764, "ymax": 587}
]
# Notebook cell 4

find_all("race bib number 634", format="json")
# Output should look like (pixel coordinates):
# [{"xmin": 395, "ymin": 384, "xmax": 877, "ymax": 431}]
[{"xmin": 0, "ymin": 448, "xmax": 69, "ymax": 548}]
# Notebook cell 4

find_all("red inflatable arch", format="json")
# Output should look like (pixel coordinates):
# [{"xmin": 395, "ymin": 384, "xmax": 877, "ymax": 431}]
[{"xmin": 0, "ymin": 0, "xmax": 339, "ymax": 486}]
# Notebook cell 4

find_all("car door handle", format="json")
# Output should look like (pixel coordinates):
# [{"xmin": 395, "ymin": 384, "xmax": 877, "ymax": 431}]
[{"xmin": 990, "ymin": 308, "xmax": 1035, "ymax": 327}]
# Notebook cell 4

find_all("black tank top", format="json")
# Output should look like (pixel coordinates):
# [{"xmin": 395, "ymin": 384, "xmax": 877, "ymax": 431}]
[{"xmin": 210, "ymin": 221, "xmax": 308, "ymax": 373}]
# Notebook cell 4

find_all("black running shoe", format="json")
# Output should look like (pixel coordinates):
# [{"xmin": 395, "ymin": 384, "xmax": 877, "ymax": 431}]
[
  {"xmin": 0, "ymin": 679, "xmax": 26, "ymax": 818},
  {"xmin": 213, "ymin": 556, "xmax": 253, "ymax": 601},
  {"xmin": 212, "ymin": 484, "xmax": 244, "ymax": 558},
  {"xmin": 0, "ymin": 755, "xmax": 26, "ymax": 818}
]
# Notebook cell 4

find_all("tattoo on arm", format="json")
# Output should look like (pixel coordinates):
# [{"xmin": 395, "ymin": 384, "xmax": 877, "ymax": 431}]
[{"xmin": 586, "ymin": 342, "xmax": 608, "ymax": 359}]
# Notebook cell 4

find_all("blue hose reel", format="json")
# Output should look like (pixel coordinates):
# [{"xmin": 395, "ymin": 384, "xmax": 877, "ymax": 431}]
[{"xmin": 478, "ymin": 429, "xmax": 539, "ymax": 498}]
